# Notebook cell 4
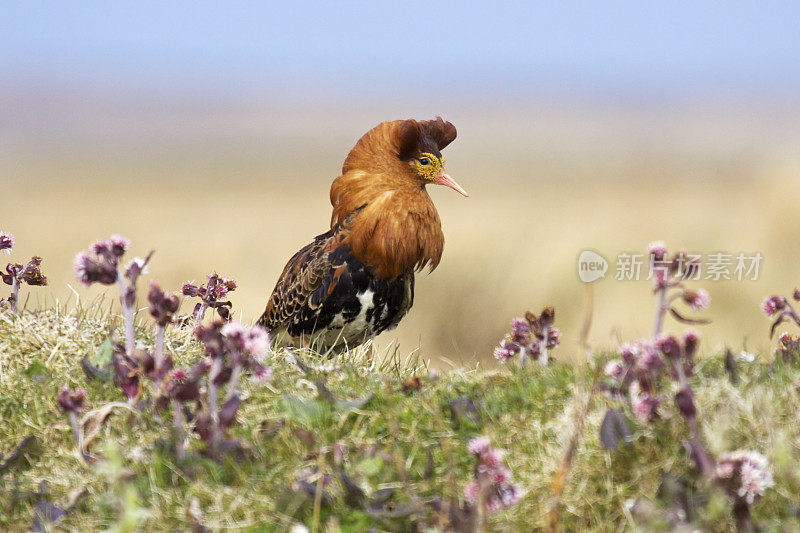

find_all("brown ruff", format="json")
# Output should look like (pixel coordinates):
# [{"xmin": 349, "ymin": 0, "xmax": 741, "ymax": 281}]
[{"xmin": 329, "ymin": 119, "xmax": 455, "ymax": 279}]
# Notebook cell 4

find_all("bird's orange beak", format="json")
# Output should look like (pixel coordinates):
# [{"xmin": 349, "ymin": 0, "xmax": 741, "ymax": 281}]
[{"xmin": 435, "ymin": 172, "xmax": 469, "ymax": 197}]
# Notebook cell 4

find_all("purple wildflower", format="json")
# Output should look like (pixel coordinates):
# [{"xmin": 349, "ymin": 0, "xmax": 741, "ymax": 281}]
[
  {"xmin": 57, "ymin": 386, "xmax": 87, "ymax": 413},
  {"xmin": 251, "ymin": 364, "xmax": 273, "ymax": 385},
  {"xmin": 630, "ymin": 382, "xmax": 659, "ymax": 422},
  {"xmin": 546, "ymin": 327, "xmax": 561, "ymax": 349},
  {"xmin": 72, "ymin": 250, "xmax": 118, "ymax": 286},
  {"xmin": 464, "ymin": 436, "xmax": 521, "ymax": 513},
  {"xmin": 682, "ymin": 330, "xmax": 700, "ymax": 358},
  {"xmin": 655, "ymin": 334, "xmax": 681, "ymax": 362},
  {"xmin": 509, "ymin": 317, "xmax": 531, "ymax": 344},
  {"xmin": 761, "ymin": 295, "xmax": 786, "ymax": 317},
  {"xmin": 493, "ymin": 339, "xmax": 520, "ymax": 361},
  {"xmin": 647, "ymin": 240, "xmax": 667, "ymax": 262},
  {"xmin": 604, "ymin": 360, "xmax": 625, "ymax": 381},
  {"xmin": 467, "ymin": 436, "xmax": 492, "ymax": 456},
  {"xmin": 683, "ymin": 289, "xmax": 710, "ymax": 311},
  {"xmin": 715, "ymin": 450, "xmax": 773, "ymax": 504},
  {"xmin": 0, "ymin": 231, "xmax": 13, "ymax": 255}
]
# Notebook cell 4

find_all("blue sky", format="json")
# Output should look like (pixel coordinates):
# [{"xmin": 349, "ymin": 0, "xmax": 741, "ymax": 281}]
[{"xmin": 3, "ymin": 1, "xmax": 800, "ymax": 96}]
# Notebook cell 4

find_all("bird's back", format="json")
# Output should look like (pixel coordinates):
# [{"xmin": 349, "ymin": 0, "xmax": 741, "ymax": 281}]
[{"xmin": 258, "ymin": 223, "xmax": 414, "ymax": 349}]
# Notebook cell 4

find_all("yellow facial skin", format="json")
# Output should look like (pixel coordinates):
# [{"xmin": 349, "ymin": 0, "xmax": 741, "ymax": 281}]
[{"xmin": 410, "ymin": 152, "xmax": 445, "ymax": 181}]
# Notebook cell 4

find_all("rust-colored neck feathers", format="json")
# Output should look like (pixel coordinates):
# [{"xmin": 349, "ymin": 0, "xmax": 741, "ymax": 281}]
[{"xmin": 329, "ymin": 118, "xmax": 456, "ymax": 279}]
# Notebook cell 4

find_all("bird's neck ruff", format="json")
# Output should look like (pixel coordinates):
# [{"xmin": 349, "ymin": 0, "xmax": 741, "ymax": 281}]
[
  {"xmin": 331, "ymin": 171, "xmax": 444, "ymax": 279},
  {"xmin": 328, "ymin": 119, "xmax": 451, "ymax": 279}
]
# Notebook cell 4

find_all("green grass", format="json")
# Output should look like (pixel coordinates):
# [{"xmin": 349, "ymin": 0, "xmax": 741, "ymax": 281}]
[{"xmin": 2, "ymin": 306, "xmax": 800, "ymax": 532}]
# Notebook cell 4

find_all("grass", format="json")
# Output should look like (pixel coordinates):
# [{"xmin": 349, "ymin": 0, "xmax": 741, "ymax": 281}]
[{"xmin": 2, "ymin": 304, "xmax": 800, "ymax": 531}]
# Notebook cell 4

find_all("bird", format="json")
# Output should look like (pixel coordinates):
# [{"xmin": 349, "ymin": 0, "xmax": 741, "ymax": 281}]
[{"xmin": 258, "ymin": 117, "xmax": 467, "ymax": 350}]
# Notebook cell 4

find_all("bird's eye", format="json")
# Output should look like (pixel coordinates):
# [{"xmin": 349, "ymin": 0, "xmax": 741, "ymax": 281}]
[{"xmin": 419, "ymin": 157, "xmax": 431, "ymax": 166}]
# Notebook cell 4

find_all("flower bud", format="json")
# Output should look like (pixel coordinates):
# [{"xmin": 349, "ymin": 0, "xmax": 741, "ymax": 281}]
[
  {"xmin": 675, "ymin": 386, "xmax": 696, "ymax": 418},
  {"xmin": 57, "ymin": 385, "xmax": 87, "ymax": 413},
  {"xmin": 656, "ymin": 335, "xmax": 681, "ymax": 361},
  {"xmin": 0, "ymin": 231, "xmax": 14, "ymax": 255}
]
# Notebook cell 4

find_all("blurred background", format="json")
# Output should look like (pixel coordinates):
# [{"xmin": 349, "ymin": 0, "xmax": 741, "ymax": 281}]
[{"xmin": 3, "ymin": 2, "xmax": 800, "ymax": 366}]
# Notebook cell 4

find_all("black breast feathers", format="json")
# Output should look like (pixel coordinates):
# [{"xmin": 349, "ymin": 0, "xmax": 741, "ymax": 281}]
[{"xmin": 258, "ymin": 226, "xmax": 414, "ymax": 349}]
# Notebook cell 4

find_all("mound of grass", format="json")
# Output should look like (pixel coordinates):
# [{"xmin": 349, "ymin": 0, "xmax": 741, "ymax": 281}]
[{"xmin": 1, "ymin": 307, "xmax": 799, "ymax": 532}]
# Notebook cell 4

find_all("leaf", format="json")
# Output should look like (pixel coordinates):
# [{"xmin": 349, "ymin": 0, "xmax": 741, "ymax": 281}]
[
  {"xmin": 724, "ymin": 349, "xmax": 739, "ymax": 386},
  {"xmin": 281, "ymin": 394, "xmax": 326, "ymax": 423},
  {"xmin": 94, "ymin": 338, "xmax": 114, "ymax": 367},
  {"xmin": 31, "ymin": 499, "xmax": 66, "ymax": 532},
  {"xmin": 0, "ymin": 435, "xmax": 41, "ymax": 477},
  {"xmin": 23, "ymin": 360, "xmax": 49, "ymax": 382},
  {"xmin": 315, "ymin": 379, "xmax": 374, "ymax": 410},
  {"xmin": 219, "ymin": 394, "xmax": 241, "ymax": 430},
  {"xmin": 669, "ymin": 308, "xmax": 711, "ymax": 325},
  {"xmin": 423, "ymin": 449, "xmax": 434, "ymax": 479},
  {"xmin": 80, "ymin": 357, "xmax": 111, "ymax": 382},
  {"xmin": 448, "ymin": 396, "xmax": 481, "ymax": 428},
  {"xmin": 356, "ymin": 456, "xmax": 384, "ymax": 478},
  {"xmin": 335, "ymin": 393, "xmax": 374, "ymax": 411},
  {"xmin": 339, "ymin": 468, "xmax": 367, "ymax": 509},
  {"xmin": 599, "ymin": 408, "xmax": 632, "ymax": 450},
  {"xmin": 290, "ymin": 427, "xmax": 316, "ymax": 450},
  {"xmin": 770, "ymin": 315, "xmax": 787, "ymax": 339}
]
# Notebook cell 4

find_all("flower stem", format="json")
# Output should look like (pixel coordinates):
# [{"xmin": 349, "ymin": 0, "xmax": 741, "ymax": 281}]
[
  {"xmin": 173, "ymin": 401, "xmax": 185, "ymax": 460},
  {"xmin": 673, "ymin": 360, "xmax": 714, "ymax": 477},
  {"xmin": 68, "ymin": 411, "xmax": 85, "ymax": 459},
  {"xmin": 540, "ymin": 326, "xmax": 550, "ymax": 365},
  {"xmin": 208, "ymin": 358, "xmax": 222, "ymax": 455},
  {"xmin": 10, "ymin": 276, "xmax": 19, "ymax": 315},
  {"xmin": 653, "ymin": 286, "xmax": 667, "ymax": 337},
  {"xmin": 194, "ymin": 302, "xmax": 208, "ymax": 329},
  {"xmin": 225, "ymin": 362, "xmax": 243, "ymax": 402},
  {"xmin": 117, "ymin": 275, "xmax": 135, "ymax": 355}
]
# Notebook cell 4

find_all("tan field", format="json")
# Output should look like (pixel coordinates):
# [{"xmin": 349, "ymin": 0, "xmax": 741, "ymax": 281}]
[{"xmin": 3, "ymin": 96, "xmax": 800, "ymax": 365}]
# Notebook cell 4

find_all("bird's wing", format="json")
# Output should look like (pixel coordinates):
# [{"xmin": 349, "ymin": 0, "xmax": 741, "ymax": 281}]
[{"xmin": 258, "ymin": 225, "xmax": 349, "ymax": 334}]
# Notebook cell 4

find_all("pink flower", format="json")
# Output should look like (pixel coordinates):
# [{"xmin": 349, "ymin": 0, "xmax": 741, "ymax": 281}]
[
  {"xmin": 604, "ymin": 360, "xmax": 625, "ymax": 381},
  {"xmin": 493, "ymin": 339, "xmax": 519, "ymax": 362},
  {"xmin": 647, "ymin": 241, "xmax": 667, "ymax": 261},
  {"xmin": 182, "ymin": 280, "xmax": 199, "ymax": 297},
  {"xmin": 73, "ymin": 251, "xmax": 118, "ymax": 286},
  {"xmin": 761, "ymin": 295, "xmax": 786, "ymax": 317},
  {"xmin": 683, "ymin": 289, "xmax": 710, "ymax": 311},
  {"xmin": 0, "ymin": 231, "xmax": 13, "ymax": 255},
  {"xmin": 221, "ymin": 321, "xmax": 247, "ymax": 339},
  {"xmin": 716, "ymin": 450, "xmax": 773, "ymax": 504},
  {"xmin": 463, "ymin": 437, "xmax": 521, "ymax": 514},
  {"xmin": 546, "ymin": 327, "xmax": 561, "ymax": 349},
  {"xmin": 481, "ymin": 448, "xmax": 505, "ymax": 468},
  {"xmin": 715, "ymin": 460, "xmax": 735, "ymax": 479},
  {"xmin": 251, "ymin": 365, "xmax": 273, "ymax": 385},
  {"xmin": 638, "ymin": 342, "xmax": 663, "ymax": 372},
  {"xmin": 109, "ymin": 234, "xmax": 131, "ymax": 256},
  {"xmin": 490, "ymin": 466, "xmax": 511, "ymax": 484},
  {"xmin": 509, "ymin": 317, "xmax": 531, "ymax": 344},
  {"xmin": 620, "ymin": 343, "xmax": 639, "ymax": 365},
  {"xmin": 463, "ymin": 480, "xmax": 480, "ymax": 504},
  {"xmin": 630, "ymin": 382, "xmax": 659, "ymax": 423},
  {"xmin": 467, "ymin": 436, "xmax": 491, "ymax": 456},
  {"xmin": 244, "ymin": 325, "xmax": 271, "ymax": 361}
]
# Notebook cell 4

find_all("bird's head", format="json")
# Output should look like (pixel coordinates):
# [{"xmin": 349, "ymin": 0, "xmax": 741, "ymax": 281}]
[
  {"xmin": 394, "ymin": 118, "xmax": 468, "ymax": 196},
  {"xmin": 339, "ymin": 117, "xmax": 468, "ymax": 197}
]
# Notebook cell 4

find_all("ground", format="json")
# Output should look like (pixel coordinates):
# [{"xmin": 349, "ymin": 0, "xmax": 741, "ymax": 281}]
[{"xmin": 1, "ymin": 307, "xmax": 800, "ymax": 532}]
